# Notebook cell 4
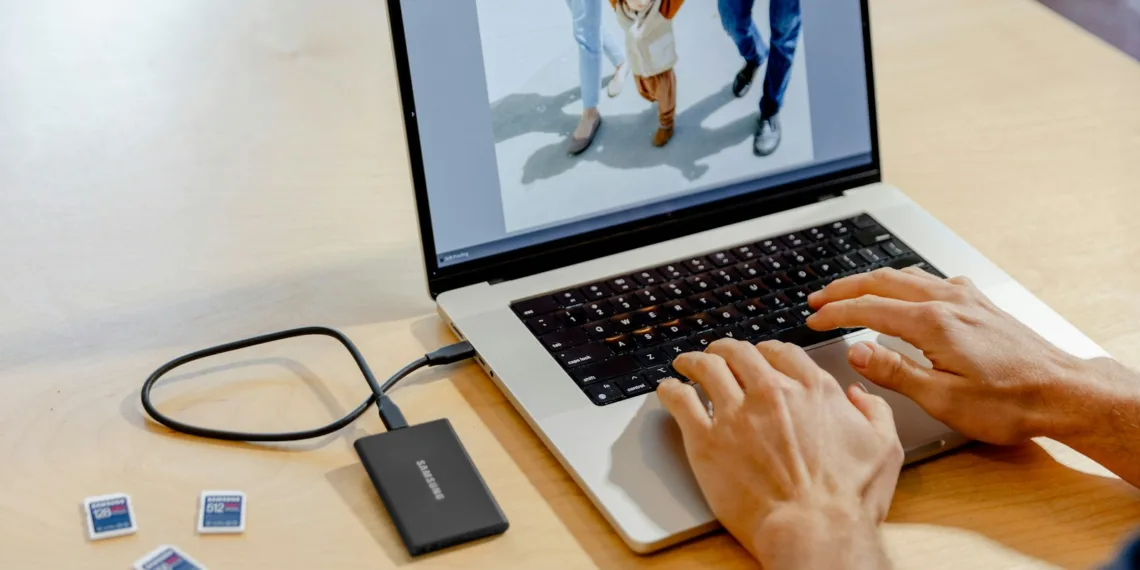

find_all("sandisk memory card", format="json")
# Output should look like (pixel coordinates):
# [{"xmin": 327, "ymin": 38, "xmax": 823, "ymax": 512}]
[
  {"xmin": 133, "ymin": 545, "xmax": 206, "ymax": 570},
  {"xmin": 196, "ymin": 490, "xmax": 246, "ymax": 534},
  {"xmin": 83, "ymin": 492, "xmax": 138, "ymax": 540}
]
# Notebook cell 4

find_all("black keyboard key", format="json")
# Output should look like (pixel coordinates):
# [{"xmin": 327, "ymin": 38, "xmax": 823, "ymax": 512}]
[
  {"xmin": 610, "ymin": 294, "xmax": 642, "ymax": 312},
  {"xmin": 811, "ymin": 243, "xmax": 834, "ymax": 258},
  {"xmin": 691, "ymin": 330, "xmax": 720, "ymax": 349},
  {"xmin": 585, "ymin": 320, "xmax": 616, "ymax": 339},
  {"xmin": 554, "ymin": 289, "xmax": 585, "ymax": 307},
  {"xmin": 610, "ymin": 313, "xmax": 640, "ymax": 333},
  {"xmin": 781, "ymin": 232, "xmax": 807, "ymax": 248},
  {"xmin": 643, "ymin": 365, "xmax": 673, "ymax": 386},
  {"xmin": 857, "ymin": 247, "xmax": 885, "ymax": 264},
  {"xmin": 787, "ymin": 287, "xmax": 811, "ymax": 304},
  {"xmin": 711, "ymin": 305, "xmax": 745, "ymax": 324},
  {"xmin": 526, "ymin": 315, "xmax": 561, "ymax": 335},
  {"xmin": 740, "ymin": 318, "xmax": 773, "ymax": 340},
  {"xmin": 880, "ymin": 240, "xmax": 910, "ymax": 257},
  {"xmin": 714, "ymin": 285, "xmax": 744, "ymax": 304},
  {"xmin": 761, "ymin": 293, "xmax": 791, "ymax": 310},
  {"xmin": 756, "ymin": 238, "xmax": 783, "ymax": 255},
  {"xmin": 733, "ymin": 245, "xmax": 760, "ymax": 261},
  {"xmin": 776, "ymin": 325, "xmax": 846, "ymax": 348},
  {"xmin": 710, "ymin": 267, "xmax": 741, "ymax": 286},
  {"xmin": 609, "ymin": 276, "xmax": 637, "ymax": 294},
  {"xmin": 789, "ymin": 267, "xmax": 817, "ymax": 284},
  {"xmin": 557, "ymin": 344, "xmax": 614, "ymax": 368},
  {"xmin": 834, "ymin": 253, "xmax": 860, "ymax": 269},
  {"xmin": 604, "ymin": 334, "xmax": 636, "ymax": 353},
  {"xmin": 828, "ymin": 221, "xmax": 851, "ymax": 236},
  {"xmin": 685, "ymin": 274, "xmax": 716, "ymax": 292},
  {"xmin": 736, "ymin": 261, "xmax": 764, "ymax": 279},
  {"xmin": 632, "ymin": 327, "xmax": 664, "ymax": 347},
  {"xmin": 634, "ymin": 348, "xmax": 669, "ymax": 367},
  {"xmin": 685, "ymin": 313, "xmax": 718, "ymax": 330},
  {"xmin": 660, "ymin": 339, "xmax": 694, "ymax": 358},
  {"xmin": 715, "ymin": 326, "xmax": 747, "ymax": 340},
  {"xmin": 585, "ymin": 381, "xmax": 622, "ymax": 404},
  {"xmin": 684, "ymin": 257, "xmax": 712, "ymax": 273},
  {"xmin": 632, "ymin": 269, "xmax": 665, "ymax": 287},
  {"xmin": 760, "ymin": 255, "xmax": 790, "ymax": 273},
  {"xmin": 736, "ymin": 298, "xmax": 767, "ymax": 317},
  {"xmin": 811, "ymin": 259, "xmax": 841, "ymax": 277},
  {"xmin": 661, "ymin": 280, "xmax": 690, "ymax": 299},
  {"xmin": 583, "ymin": 300, "xmax": 614, "ymax": 320},
  {"xmin": 513, "ymin": 296, "xmax": 558, "ymax": 318},
  {"xmin": 738, "ymin": 279, "xmax": 769, "ymax": 297},
  {"xmin": 615, "ymin": 373, "xmax": 655, "ymax": 397},
  {"xmin": 663, "ymin": 299, "xmax": 696, "ymax": 318},
  {"xmin": 656, "ymin": 263, "xmax": 690, "ymax": 280},
  {"xmin": 762, "ymin": 272, "xmax": 793, "ymax": 290},
  {"xmin": 788, "ymin": 249, "xmax": 813, "ymax": 265},
  {"xmin": 541, "ymin": 328, "xmax": 588, "ymax": 351},
  {"xmin": 636, "ymin": 306, "xmax": 667, "ymax": 325},
  {"xmin": 635, "ymin": 287, "xmax": 665, "ymax": 306},
  {"xmin": 571, "ymin": 355, "xmax": 639, "ymax": 385},
  {"xmin": 581, "ymin": 282, "xmax": 612, "ymax": 300},
  {"xmin": 832, "ymin": 236, "xmax": 855, "ymax": 252},
  {"xmin": 886, "ymin": 256, "xmax": 944, "ymax": 278},
  {"xmin": 855, "ymin": 228, "xmax": 892, "ymax": 247},
  {"xmin": 555, "ymin": 307, "xmax": 588, "ymax": 328},
  {"xmin": 688, "ymin": 292, "xmax": 719, "ymax": 310},
  {"xmin": 709, "ymin": 251, "xmax": 737, "ymax": 267},
  {"xmin": 659, "ymin": 320, "xmax": 691, "ymax": 339},
  {"xmin": 805, "ymin": 278, "xmax": 830, "ymax": 292},
  {"xmin": 793, "ymin": 305, "xmax": 815, "ymax": 321},
  {"xmin": 805, "ymin": 226, "xmax": 828, "ymax": 242},
  {"xmin": 765, "ymin": 311, "xmax": 798, "ymax": 330},
  {"xmin": 851, "ymin": 214, "xmax": 877, "ymax": 229}
]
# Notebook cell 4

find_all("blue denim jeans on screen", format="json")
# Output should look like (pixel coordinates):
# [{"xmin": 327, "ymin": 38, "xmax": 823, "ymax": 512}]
[
  {"xmin": 718, "ymin": 0, "xmax": 802, "ymax": 119},
  {"xmin": 566, "ymin": 0, "xmax": 626, "ymax": 110}
]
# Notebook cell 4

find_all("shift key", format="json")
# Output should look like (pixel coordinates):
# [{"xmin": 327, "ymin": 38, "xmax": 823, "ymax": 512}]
[{"xmin": 570, "ymin": 355, "xmax": 639, "ymax": 385}]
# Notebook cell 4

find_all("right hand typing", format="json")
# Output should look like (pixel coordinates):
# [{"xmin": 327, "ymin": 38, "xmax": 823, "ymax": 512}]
[{"xmin": 805, "ymin": 267, "xmax": 1086, "ymax": 445}]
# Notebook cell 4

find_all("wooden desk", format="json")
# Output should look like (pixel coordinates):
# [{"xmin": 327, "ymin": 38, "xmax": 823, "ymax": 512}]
[{"xmin": 2, "ymin": 0, "xmax": 1139, "ymax": 567}]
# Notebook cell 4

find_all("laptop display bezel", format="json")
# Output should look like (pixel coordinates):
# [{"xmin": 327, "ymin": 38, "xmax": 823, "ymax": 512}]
[{"xmin": 385, "ymin": 0, "xmax": 881, "ymax": 297}]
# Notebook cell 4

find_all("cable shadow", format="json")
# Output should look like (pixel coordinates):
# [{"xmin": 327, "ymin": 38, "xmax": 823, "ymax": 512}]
[
  {"xmin": 119, "ymin": 356, "xmax": 371, "ymax": 453},
  {"xmin": 0, "ymin": 246, "xmax": 434, "ymax": 373}
]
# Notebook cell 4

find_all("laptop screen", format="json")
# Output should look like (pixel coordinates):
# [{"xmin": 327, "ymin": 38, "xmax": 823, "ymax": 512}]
[{"xmin": 392, "ymin": 0, "xmax": 874, "ymax": 273}]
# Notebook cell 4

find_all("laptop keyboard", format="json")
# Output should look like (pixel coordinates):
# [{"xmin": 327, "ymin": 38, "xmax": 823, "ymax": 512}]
[{"xmin": 509, "ymin": 214, "xmax": 943, "ymax": 406}]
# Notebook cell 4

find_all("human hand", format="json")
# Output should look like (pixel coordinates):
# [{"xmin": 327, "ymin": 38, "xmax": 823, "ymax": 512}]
[
  {"xmin": 657, "ymin": 339, "xmax": 901, "ymax": 569},
  {"xmin": 805, "ymin": 267, "xmax": 1085, "ymax": 445}
]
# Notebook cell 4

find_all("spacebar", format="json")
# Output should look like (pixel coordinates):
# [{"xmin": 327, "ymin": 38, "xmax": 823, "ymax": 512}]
[{"xmin": 775, "ymin": 326, "xmax": 846, "ymax": 348}]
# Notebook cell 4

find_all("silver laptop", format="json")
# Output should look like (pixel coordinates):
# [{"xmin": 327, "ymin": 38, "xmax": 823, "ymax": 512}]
[{"xmin": 383, "ymin": 0, "xmax": 1108, "ymax": 553}]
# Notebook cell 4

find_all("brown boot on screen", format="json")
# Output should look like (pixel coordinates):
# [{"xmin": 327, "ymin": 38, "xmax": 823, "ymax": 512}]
[{"xmin": 653, "ymin": 126, "xmax": 674, "ymax": 147}]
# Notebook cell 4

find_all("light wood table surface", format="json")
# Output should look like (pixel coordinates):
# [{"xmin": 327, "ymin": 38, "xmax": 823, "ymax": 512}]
[{"xmin": 2, "ymin": 0, "xmax": 1140, "ymax": 568}]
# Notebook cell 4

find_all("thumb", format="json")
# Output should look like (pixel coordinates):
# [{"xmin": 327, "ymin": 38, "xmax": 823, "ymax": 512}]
[{"xmin": 847, "ymin": 342, "xmax": 946, "ymax": 398}]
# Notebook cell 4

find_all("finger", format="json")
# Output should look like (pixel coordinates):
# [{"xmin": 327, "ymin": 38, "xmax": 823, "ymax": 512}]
[
  {"xmin": 805, "ymin": 295, "xmax": 925, "ymax": 342},
  {"xmin": 754, "ymin": 341, "xmax": 824, "ymax": 386},
  {"xmin": 657, "ymin": 378, "xmax": 712, "ymax": 433},
  {"xmin": 847, "ymin": 382, "xmax": 898, "ymax": 439},
  {"xmin": 672, "ymin": 352, "xmax": 745, "ymax": 410},
  {"xmin": 845, "ymin": 342, "xmax": 956, "ymax": 404},
  {"xmin": 704, "ymin": 338, "xmax": 780, "ymax": 393},
  {"xmin": 901, "ymin": 266, "xmax": 941, "ymax": 282},
  {"xmin": 808, "ymin": 268, "xmax": 947, "ymax": 309}
]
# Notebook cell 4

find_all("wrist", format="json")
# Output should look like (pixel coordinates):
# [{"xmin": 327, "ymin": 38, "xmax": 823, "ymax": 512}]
[{"xmin": 751, "ymin": 499, "xmax": 887, "ymax": 570}]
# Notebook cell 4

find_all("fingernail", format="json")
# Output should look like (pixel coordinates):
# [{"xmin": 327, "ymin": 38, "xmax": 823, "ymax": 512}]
[
  {"xmin": 849, "ymin": 343, "xmax": 873, "ymax": 368},
  {"xmin": 852, "ymin": 381, "xmax": 868, "ymax": 393}
]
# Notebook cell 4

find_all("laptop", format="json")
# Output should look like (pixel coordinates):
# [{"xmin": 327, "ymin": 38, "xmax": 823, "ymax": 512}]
[{"xmin": 383, "ymin": 0, "xmax": 1108, "ymax": 553}]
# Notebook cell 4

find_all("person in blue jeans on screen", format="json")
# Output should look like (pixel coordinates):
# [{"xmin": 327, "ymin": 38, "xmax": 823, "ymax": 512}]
[
  {"xmin": 565, "ymin": 0, "xmax": 630, "ymax": 155},
  {"xmin": 717, "ymin": 0, "xmax": 801, "ymax": 157}
]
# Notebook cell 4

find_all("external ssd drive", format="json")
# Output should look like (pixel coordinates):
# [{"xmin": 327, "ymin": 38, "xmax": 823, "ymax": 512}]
[{"xmin": 353, "ymin": 418, "xmax": 509, "ymax": 556}]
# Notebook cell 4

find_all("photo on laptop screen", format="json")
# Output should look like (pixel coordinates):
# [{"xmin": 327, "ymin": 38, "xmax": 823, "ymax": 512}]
[{"xmin": 476, "ymin": 0, "xmax": 812, "ymax": 234}]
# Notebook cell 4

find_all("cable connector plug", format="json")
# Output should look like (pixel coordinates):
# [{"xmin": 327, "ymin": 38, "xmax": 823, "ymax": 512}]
[{"xmin": 424, "ymin": 341, "xmax": 476, "ymax": 366}]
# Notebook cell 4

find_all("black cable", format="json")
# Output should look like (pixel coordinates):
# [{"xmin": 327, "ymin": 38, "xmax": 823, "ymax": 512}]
[{"xmin": 140, "ymin": 326, "xmax": 475, "ymax": 442}]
